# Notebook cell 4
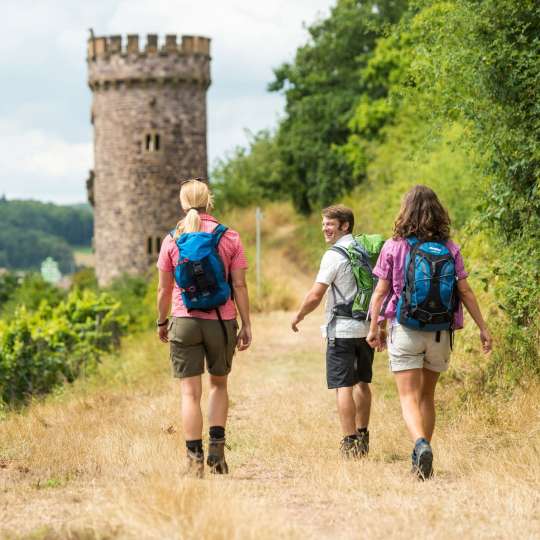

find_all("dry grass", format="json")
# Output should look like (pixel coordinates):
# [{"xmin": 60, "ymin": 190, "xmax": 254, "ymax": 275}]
[
  {"xmin": 1, "ymin": 309, "xmax": 539, "ymax": 539},
  {"xmin": 1, "ymin": 209, "xmax": 539, "ymax": 539}
]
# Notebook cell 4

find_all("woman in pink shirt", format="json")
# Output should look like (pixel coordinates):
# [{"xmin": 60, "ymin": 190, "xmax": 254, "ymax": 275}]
[
  {"xmin": 367, "ymin": 185, "xmax": 492, "ymax": 479},
  {"xmin": 156, "ymin": 179, "xmax": 251, "ymax": 476}
]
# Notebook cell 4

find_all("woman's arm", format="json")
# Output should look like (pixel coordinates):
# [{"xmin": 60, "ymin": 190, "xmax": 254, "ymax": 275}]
[
  {"xmin": 366, "ymin": 278, "xmax": 391, "ymax": 349},
  {"xmin": 231, "ymin": 268, "xmax": 252, "ymax": 351},
  {"xmin": 157, "ymin": 270, "xmax": 174, "ymax": 343},
  {"xmin": 457, "ymin": 278, "xmax": 492, "ymax": 353}
]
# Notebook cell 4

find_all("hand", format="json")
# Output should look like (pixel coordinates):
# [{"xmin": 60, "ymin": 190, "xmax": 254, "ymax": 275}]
[
  {"xmin": 237, "ymin": 325, "xmax": 252, "ymax": 351},
  {"xmin": 480, "ymin": 327, "xmax": 492, "ymax": 354},
  {"xmin": 158, "ymin": 324, "xmax": 169, "ymax": 343},
  {"xmin": 366, "ymin": 329, "xmax": 380, "ymax": 349},
  {"xmin": 377, "ymin": 326, "xmax": 388, "ymax": 352},
  {"xmin": 291, "ymin": 313, "xmax": 304, "ymax": 332}
]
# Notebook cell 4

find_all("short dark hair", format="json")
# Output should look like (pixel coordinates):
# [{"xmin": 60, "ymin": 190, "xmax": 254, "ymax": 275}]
[{"xmin": 322, "ymin": 204, "xmax": 354, "ymax": 233}]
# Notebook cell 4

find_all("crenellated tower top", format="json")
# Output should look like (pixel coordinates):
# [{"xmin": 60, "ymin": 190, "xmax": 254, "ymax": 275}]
[{"xmin": 87, "ymin": 33, "xmax": 211, "ymax": 90}]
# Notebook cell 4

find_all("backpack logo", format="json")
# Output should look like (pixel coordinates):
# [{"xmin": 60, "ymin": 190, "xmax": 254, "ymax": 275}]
[
  {"xmin": 171, "ymin": 224, "xmax": 231, "ymax": 311},
  {"xmin": 397, "ymin": 237, "xmax": 458, "ymax": 331}
]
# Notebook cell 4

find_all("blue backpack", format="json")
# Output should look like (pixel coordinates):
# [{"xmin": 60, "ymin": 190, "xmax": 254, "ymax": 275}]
[
  {"xmin": 396, "ymin": 237, "xmax": 458, "ymax": 334},
  {"xmin": 171, "ymin": 224, "xmax": 231, "ymax": 313}
]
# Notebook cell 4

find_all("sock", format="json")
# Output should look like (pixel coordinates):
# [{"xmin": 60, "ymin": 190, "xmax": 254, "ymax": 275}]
[
  {"xmin": 357, "ymin": 427, "xmax": 369, "ymax": 434},
  {"xmin": 343, "ymin": 434, "xmax": 358, "ymax": 443},
  {"xmin": 209, "ymin": 426, "xmax": 225, "ymax": 440},
  {"xmin": 186, "ymin": 439, "xmax": 203, "ymax": 455}
]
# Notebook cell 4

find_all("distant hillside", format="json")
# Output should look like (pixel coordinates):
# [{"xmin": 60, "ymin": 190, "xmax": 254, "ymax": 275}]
[{"xmin": 0, "ymin": 199, "xmax": 93, "ymax": 272}]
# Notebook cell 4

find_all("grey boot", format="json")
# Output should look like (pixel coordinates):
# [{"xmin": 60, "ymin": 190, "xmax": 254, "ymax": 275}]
[
  {"xmin": 186, "ymin": 448, "xmax": 204, "ymax": 478},
  {"xmin": 207, "ymin": 437, "xmax": 229, "ymax": 474}
]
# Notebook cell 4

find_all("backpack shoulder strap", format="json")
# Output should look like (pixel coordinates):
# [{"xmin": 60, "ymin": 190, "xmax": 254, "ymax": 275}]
[
  {"xmin": 212, "ymin": 224, "xmax": 229, "ymax": 247},
  {"xmin": 330, "ymin": 245, "xmax": 350, "ymax": 260},
  {"xmin": 406, "ymin": 236, "xmax": 418, "ymax": 247}
]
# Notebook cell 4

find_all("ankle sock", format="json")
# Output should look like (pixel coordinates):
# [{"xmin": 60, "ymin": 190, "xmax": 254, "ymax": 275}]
[
  {"xmin": 357, "ymin": 427, "xmax": 368, "ymax": 434},
  {"xmin": 343, "ymin": 434, "xmax": 358, "ymax": 443},
  {"xmin": 186, "ymin": 439, "xmax": 203, "ymax": 455},
  {"xmin": 209, "ymin": 426, "xmax": 225, "ymax": 440}
]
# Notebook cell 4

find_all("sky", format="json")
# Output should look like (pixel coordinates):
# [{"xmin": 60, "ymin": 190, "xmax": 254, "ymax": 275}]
[{"xmin": 0, "ymin": 0, "xmax": 334, "ymax": 204}]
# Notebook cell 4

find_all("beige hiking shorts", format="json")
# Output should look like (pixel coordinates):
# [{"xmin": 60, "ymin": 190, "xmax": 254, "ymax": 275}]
[
  {"xmin": 168, "ymin": 317, "xmax": 238, "ymax": 378},
  {"xmin": 387, "ymin": 323, "xmax": 451, "ymax": 373}
]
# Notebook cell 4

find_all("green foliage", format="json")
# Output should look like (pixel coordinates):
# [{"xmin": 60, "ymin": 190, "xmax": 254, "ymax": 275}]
[
  {"xmin": 1, "ymin": 273, "xmax": 66, "ymax": 318},
  {"xmin": 0, "ymin": 199, "xmax": 93, "ymax": 246},
  {"xmin": 105, "ymin": 273, "xmax": 155, "ymax": 331},
  {"xmin": 269, "ymin": 0, "xmax": 408, "ymax": 213},
  {"xmin": 71, "ymin": 267, "xmax": 99, "ymax": 291},
  {"xmin": 0, "ymin": 225, "xmax": 75, "ymax": 273},
  {"xmin": 71, "ymin": 267, "xmax": 157, "ymax": 331},
  {"xmin": 211, "ymin": 130, "xmax": 285, "ymax": 209},
  {"xmin": 0, "ymin": 289, "xmax": 127, "ymax": 405},
  {"xmin": 0, "ymin": 199, "xmax": 93, "ymax": 272}
]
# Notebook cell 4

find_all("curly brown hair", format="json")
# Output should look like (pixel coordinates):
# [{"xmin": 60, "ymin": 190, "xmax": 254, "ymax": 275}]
[{"xmin": 393, "ymin": 185, "xmax": 451, "ymax": 241}]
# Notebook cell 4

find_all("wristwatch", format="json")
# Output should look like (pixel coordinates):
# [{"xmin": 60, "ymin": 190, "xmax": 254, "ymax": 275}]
[{"xmin": 157, "ymin": 318, "xmax": 169, "ymax": 327}]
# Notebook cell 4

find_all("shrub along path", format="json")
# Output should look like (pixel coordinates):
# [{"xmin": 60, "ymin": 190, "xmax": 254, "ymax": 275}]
[{"xmin": 1, "ymin": 307, "xmax": 539, "ymax": 539}]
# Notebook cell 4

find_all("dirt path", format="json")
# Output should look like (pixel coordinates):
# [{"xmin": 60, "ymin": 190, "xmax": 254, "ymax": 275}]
[{"xmin": 1, "ymin": 308, "xmax": 539, "ymax": 539}]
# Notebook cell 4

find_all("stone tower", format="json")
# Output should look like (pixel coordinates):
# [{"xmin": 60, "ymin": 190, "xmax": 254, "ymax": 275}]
[{"xmin": 86, "ymin": 33, "xmax": 211, "ymax": 285}]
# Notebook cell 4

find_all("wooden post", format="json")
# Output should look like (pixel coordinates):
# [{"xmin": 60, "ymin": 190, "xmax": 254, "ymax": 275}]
[{"xmin": 255, "ymin": 207, "xmax": 262, "ymax": 297}]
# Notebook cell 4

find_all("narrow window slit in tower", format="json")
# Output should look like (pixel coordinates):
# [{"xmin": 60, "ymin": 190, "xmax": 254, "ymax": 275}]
[
  {"xmin": 147, "ymin": 237, "xmax": 152, "ymax": 255},
  {"xmin": 145, "ymin": 134, "xmax": 152, "ymax": 151},
  {"xmin": 156, "ymin": 237, "xmax": 161, "ymax": 252},
  {"xmin": 154, "ymin": 134, "xmax": 160, "ymax": 151}
]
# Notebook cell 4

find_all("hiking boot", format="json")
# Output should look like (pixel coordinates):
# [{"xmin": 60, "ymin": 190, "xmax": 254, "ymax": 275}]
[
  {"xmin": 340, "ymin": 435, "xmax": 365, "ymax": 460},
  {"xmin": 186, "ymin": 449, "xmax": 204, "ymax": 478},
  {"xmin": 412, "ymin": 438, "xmax": 433, "ymax": 480},
  {"xmin": 356, "ymin": 429, "xmax": 369, "ymax": 457},
  {"xmin": 207, "ymin": 437, "xmax": 229, "ymax": 474}
]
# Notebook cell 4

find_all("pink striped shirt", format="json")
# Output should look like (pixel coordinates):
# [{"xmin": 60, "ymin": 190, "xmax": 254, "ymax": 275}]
[{"xmin": 157, "ymin": 213, "xmax": 248, "ymax": 320}]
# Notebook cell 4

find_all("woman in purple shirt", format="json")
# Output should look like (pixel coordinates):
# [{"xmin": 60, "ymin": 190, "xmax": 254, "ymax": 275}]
[{"xmin": 367, "ymin": 185, "xmax": 492, "ymax": 479}]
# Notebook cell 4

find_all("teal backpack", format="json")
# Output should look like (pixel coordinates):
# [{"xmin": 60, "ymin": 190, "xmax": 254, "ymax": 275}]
[{"xmin": 330, "ymin": 234, "xmax": 385, "ymax": 321}]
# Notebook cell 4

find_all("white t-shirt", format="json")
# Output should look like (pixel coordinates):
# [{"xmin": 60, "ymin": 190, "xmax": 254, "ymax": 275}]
[{"xmin": 315, "ymin": 234, "xmax": 369, "ymax": 339}]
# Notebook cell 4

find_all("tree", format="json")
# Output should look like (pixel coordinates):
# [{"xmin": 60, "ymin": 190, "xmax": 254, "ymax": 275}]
[{"xmin": 269, "ymin": 0, "xmax": 408, "ymax": 213}]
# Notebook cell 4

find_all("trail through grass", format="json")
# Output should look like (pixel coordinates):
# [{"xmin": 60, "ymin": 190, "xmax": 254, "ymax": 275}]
[{"xmin": 1, "ymin": 308, "xmax": 539, "ymax": 539}]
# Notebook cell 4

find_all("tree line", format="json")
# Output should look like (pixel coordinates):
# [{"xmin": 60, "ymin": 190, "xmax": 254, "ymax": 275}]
[
  {"xmin": 0, "ymin": 199, "xmax": 93, "ymax": 273},
  {"xmin": 211, "ymin": 0, "xmax": 539, "ymax": 386}
]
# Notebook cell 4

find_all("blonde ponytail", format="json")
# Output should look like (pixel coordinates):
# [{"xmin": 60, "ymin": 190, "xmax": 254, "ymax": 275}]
[
  {"xmin": 174, "ymin": 179, "xmax": 214, "ymax": 238},
  {"xmin": 182, "ymin": 208, "xmax": 201, "ymax": 233}
]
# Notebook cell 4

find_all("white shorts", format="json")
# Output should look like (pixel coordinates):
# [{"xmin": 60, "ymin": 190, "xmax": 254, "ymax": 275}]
[{"xmin": 387, "ymin": 324, "xmax": 451, "ymax": 373}]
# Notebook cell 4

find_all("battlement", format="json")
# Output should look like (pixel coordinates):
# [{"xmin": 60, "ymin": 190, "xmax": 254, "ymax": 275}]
[
  {"xmin": 87, "ymin": 33, "xmax": 211, "ymax": 90},
  {"xmin": 87, "ymin": 33, "xmax": 210, "ymax": 60}
]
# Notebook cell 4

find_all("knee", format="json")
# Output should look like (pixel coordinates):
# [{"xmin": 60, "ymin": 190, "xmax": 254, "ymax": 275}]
[
  {"xmin": 209, "ymin": 375, "xmax": 228, "ymax": 391},
  {"xmin": 355, "ymin": 383, "xmax": 371, "ymax": 397},
  {"xmin": 182, "ymin": 386, "xmax": 202, "ymax": 402}
]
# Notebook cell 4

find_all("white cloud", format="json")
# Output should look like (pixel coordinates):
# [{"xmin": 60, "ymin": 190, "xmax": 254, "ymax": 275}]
[
  {"xmin": 0, "ymin": 121, "xmax": 91, "ymax": 203},
  {"xmin": 0, "ymin": 0, "xmax": 334, "ymax": 203}
]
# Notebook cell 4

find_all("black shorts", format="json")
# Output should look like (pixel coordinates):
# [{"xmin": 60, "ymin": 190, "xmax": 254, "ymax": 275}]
[{"xmin": 326, "ymin": 338, "xmax": 374, "ymax": 389}]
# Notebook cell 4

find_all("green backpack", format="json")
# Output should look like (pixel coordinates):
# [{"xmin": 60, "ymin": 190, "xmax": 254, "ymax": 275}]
[{"xmin": 330, "ymin": 234, "xmax": 385, "ymax": 321}]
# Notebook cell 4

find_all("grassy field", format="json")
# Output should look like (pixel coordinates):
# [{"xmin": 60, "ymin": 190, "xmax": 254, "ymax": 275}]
[
  {"xmin": 1, "ymin": 305, "xmax": 539, "ymax": 539},
  {"xmin": 1, "ymin": 204, "xmax": 539, "ymax": 539},
  {"xmin": 73, "ymin": 246, "xmax": 95, "ymax": 269}
]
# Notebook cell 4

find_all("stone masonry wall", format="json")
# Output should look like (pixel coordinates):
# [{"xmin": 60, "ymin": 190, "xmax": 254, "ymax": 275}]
[{"xmin": 87, "ymin": 34, "xmax": 211, "ymax": 285}]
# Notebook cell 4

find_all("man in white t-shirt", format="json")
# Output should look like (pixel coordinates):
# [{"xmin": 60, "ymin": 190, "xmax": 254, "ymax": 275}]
[{"xmin": 291, "ymin": 204, "xmax": 374, "ymax": 458}]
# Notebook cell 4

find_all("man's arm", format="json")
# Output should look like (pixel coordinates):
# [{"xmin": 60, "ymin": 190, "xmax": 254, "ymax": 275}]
[
  {"xmin": 157, "ymin": 270, "xmax": 174, "ymax": 343},
  {"xmin": 231, "ymin": 268, "xmax": 252, "ymax": 351},
  {"xmin": 291, "ymin": 282, "xmax": 329, "ymax": 332}
]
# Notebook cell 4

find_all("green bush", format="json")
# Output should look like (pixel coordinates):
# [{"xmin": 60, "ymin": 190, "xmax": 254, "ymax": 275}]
[
  {"xmin": 0, "ymin": 289, "xmax": 127, "ymax": 405},
  {"xmin": 1, "ymin": 273, "xmax": 66, "ymax": 318}
]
